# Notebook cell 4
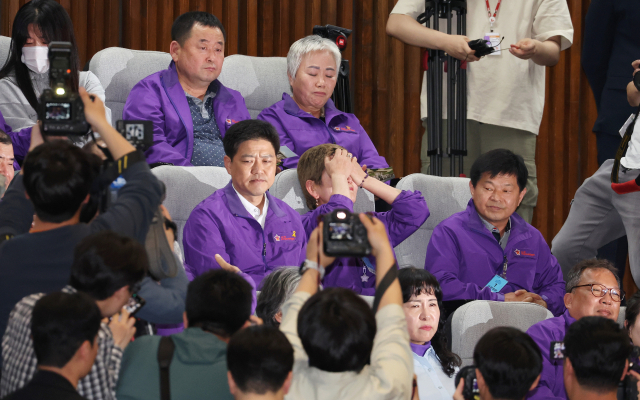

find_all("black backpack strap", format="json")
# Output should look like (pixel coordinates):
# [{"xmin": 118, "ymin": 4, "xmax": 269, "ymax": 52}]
[{"xmin": 157, "ymin": 336, "xmax": 175, "ymax": 400}]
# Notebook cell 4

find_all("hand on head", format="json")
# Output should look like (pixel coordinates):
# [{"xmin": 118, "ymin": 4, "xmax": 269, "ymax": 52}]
[{"xmin": 324, "ymin": 148, "xmax": 354, "ymax": 178}]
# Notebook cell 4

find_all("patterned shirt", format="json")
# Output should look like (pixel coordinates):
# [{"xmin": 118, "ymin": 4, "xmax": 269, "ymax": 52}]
[
  {"xmin": 1, "ymin": 286, "xmax": 122, "ymax": 400},
  {"xmin": 186, "ymin": 87, "xmax": 225, "ymax": 166}
]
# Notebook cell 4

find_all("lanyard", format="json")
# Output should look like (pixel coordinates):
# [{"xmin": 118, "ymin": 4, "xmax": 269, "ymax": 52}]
[{"xmin": 485, "ymin": 0, "xmax": 503, "ymax": 31}]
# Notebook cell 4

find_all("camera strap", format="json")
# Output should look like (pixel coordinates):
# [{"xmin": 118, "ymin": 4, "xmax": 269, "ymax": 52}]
[
  {"xmin": 611, "ymin": 109, "xmax": 640, "ymax": 183},
  {"xmin": 157, "ymin": 335, "xmax": 175, "ymax": 400},
  {"xmin": 92, "ymin": 150, "xmax": 146, "ymax": 192},
  {"xmin": 371, "ymin": 262, "xmax": 399, "ymax": 314}
]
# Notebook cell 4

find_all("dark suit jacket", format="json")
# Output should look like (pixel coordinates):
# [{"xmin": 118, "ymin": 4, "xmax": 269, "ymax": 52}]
[
  {"xmin": 582, "ymin": 0, "xmax": 640, "ymax": 136},
  {"xmin": 2, "ymin": 370, "xmax": 86, "ymax": 400}
]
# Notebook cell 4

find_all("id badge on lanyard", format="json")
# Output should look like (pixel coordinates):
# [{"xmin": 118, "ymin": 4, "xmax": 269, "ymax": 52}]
[
  {"xmin": 485, "ymin": 0, "xmax": 503, "ymax": 55},
  {"xmin": 485, "ymin": 256, "xmax": 509, "ymax": 293}
]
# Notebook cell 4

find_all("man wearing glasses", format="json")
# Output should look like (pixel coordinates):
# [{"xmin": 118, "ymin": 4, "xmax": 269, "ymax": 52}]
[{"xmin": 525, "ymin": 259, "xmax": 622, "ymax": 400}]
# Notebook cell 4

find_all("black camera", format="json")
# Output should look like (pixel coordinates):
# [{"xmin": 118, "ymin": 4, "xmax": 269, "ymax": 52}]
[
  {"xmin": 116, "ymin": 120, "xmax": 153, "ymax": 152},
  {"xmin": 468, "ymin": 39, "xmax": 496, "ymax": 58},
  {"xmin": 38, "ymin": 42, "xmax": 90, "ymax": 136},
  {"xmin": 455, "ymin": 365, "xmax": 480, "ymax": 400},
  {"xmin": 322, "ymin": 209, "xmax": 371, "ymax": 257},
  {"xmin": 313, "ymin": 25, "xmax": 352, "ymax": 52}
]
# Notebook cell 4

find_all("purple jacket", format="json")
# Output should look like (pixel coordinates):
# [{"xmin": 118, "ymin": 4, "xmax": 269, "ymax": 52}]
[
  {"xmin": 425, "ymin": 200, "xmax": 566, "ymax": 316},
  {"xmin": 257, "ymin": 93, "xmax": 388, "ymax": 170},
  {"xmin": 122, "ymin": 61, "xmax": 250, "ymax": 166},
  {"xmin": 302, "ymin": 191, "xmax": 429, "ymax": 295},
  {"xmin": 0, "ymin": 110, "xmax": 31, "ymax": 169},
  {"xmin": 526, "ymin": 310, "xmax": 575, "ymax": 400},
  {"xmin": 182, "ymin": 180, "xmax": 307, "ymax": 286}
]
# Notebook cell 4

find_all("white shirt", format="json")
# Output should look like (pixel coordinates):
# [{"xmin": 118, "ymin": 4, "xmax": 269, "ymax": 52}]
[
  {"xmin": 621, "ymin": 114, "xmax": 640, "ymax": 169},
  {"xmin": 413, "ymin": 348, "xmax": 458, "ymax": 400},
  {"xmin": 390, "ymin": 0, "xmax": 574, "ymax": 134},
  {"xmin": 233, "ymin": 185, "xmax": 269, "ymax": 229}
]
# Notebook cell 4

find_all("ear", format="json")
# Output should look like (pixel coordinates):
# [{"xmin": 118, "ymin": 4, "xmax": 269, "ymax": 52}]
[
  {"xmin": 169, "ymin": 41, "xmax": 181, "ymax": 61},
  {"xmin": 114, "ymin": 286, "xmax": 130, "ymax": 302},
  {"xmin": 469, "ymin": 180, "xmax": 475, "ymax": 197},
  {"xmin": 564, "ymin": 292, "xmax": 573, "ymax": 310},
  {"xmin": 82, "ymin": 193, "xmax": 90, "ymax": 205},
  {"xmin": 517, "ymin": 187, "xmax": 527, "ymax": 206},
  {"xmin": 227, "ymin": 371, "xmax": 238, "ymax": 395},
  {"xmin": 275, "ymin": 310, "xmax": 283, "ymax": 324},
  {"xmin": 625, "ymin": 320, "xmax": 629, "ymax": 330},
  {"xmin": 282, "ymin": 370, "xmax": 293, "ymax": 394},
  {"xmin": 305, "ymin": 180, "xmax": 320, "ymax": 201},
  {"xmin": 76, "ymin": 339, "xmax": 93, "ymax": 363},
  {"xmin": 529, "ymin": 374, "xmax": 541, "ymax": 391},
  {"xmin": 475, "ymin": 368, "xmax": 486, "ymax": 390},
  {"xmin": 24, "ymin": 190, "xmax": 30, "ymax": 200},
  {"xmin": 182, "ymin": 311, "xmax": 189, "ymax": 329},
  {"xmin": 223, "ymin": 155, "xmax": 232, "ymax": 175},
  {"xmin": 288, "ymin": 72, "xmax": 295, "ymax": 89}
]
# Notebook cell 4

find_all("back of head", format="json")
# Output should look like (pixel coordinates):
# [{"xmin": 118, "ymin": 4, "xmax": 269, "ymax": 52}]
[
  {"xmin": 256, "ymin": 268, "xmax": 301, "ymax": 327},
  {"xmin": 186, "ymin": 270, "xmax": 253, "ymax": 338},
  {"xmin": 565, "ymin": 259, "xmax": 620, "ymax": 293},
  {"xmin": 297, "ymin": 144, "xmax": 346, "ymax": 210},
  {"xmin": 565, "ymin": 316, "xmax": 631, "ymax": 393},
  {"xmin": 70, "ymin": 231, "xmax": 148, "ymax": 300},
  {"xmin": 473, "ymin": 327, "xmax": 542, "ymax": 400},
  {"xmin": 625, "ymin": 291, "xmax": 640, "ymax": 334},
  {"xmin": 222, "ymin": 119, "xmax": 280, "ymax": 161},
  {"xmin": 171, "ymin": 11, "xmax": 226, "ymax": 45},
  {"xmin": 470, "ymin": 149, "xmax": 528, "ymax": 192},
  {"xmin": 23, "ymin": 140, "xmax": 95, "ymax": 223},
  {"xmin": 32, "ymin": 291, "xmax": 102, "ymax": 367},
  {"xmin": 297, "ymin": 287, "xmax": 376, "ymax": 373},
  {"xmin": 227, "ymin": 325, "xmax": 294, "ymax": 395},
  {"xmin": 0, "ymin": 0, "xmax": 80, "ymax": 109}
]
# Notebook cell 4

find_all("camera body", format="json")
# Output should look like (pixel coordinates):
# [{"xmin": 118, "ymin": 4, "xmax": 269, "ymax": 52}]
[
  {"xmin": 322, "ymin": 209, "xmax": 371, "ymax": 257},
  {"xmin": 116, "ymin": 120, "xmax": 153, "ymax": 152},
  {"xmin": 455, "ymin": 365, "xmax": 480, "ymax": 400},
  {"xmin": 38, "ymin": 42, "xmax": 90, "ymax": 136}
]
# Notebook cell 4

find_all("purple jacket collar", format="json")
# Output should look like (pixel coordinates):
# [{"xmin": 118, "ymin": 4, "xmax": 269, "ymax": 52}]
[
  {"xmin": 222, "ymin": 180, "xmax": 287, "ymax": 220},
  {"xmin": 410, "ymin": 341, "xmax": 432, "ymax": 357},
  {"xmin": 562, "ymin": 309, "xmax": 577, "ymax": 327},
  {"xmin": 282, "ymin": 93, "xmax": 345, "ymax": 125},
  {"xmin": 464, "ymin": 199, "xmax": 531, "ymax": 246}
]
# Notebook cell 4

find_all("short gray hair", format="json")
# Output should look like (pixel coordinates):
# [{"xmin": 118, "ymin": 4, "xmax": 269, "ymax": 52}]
[
  {"xmin": 256, "ymin": 267, "xmax": 301, "ymax": 327},
  {"xmin": 287, "ymin": 35, "xmax": 341, "ymax": 79},
  {"xmin": 565, "ymin": 259, "xmax": 620, "ymax": 293}
]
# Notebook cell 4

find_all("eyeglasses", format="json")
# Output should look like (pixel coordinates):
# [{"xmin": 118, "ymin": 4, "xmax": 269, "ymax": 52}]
[{"xmin": 570, "ymin": 283, "xmax": 625, "ymax": 302}]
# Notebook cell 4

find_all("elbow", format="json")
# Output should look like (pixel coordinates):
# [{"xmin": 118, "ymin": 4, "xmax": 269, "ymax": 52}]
[{"xmin": 386, "ymin": 16, "xmax": 400, "ymax": 38}]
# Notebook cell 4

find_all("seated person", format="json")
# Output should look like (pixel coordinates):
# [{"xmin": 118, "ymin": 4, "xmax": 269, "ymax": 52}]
[
  {"xmin": 226, "ymin": 325, "xmax": 294, "ymax": 400},
  {"xmin": 280, "ymin": 215, "xmax": 413, "ymax": 399},
  {"xmin": 0, "ymin": 0, "xmax": 110, "ymax": 162},
  {"xmin": 123, "ymin": 11, "xmax": 250, "ymax": 167},
  {"xmin": 258, "ymin": 35, "xmax": 388, "ymax": 170},
  {"xmin": 454, "ymin": 327, "xmax": 542, "ymax": 400},
  {"xmin": 183, "ymin": 119, "xmax": 307, "ymax": 286},
  {"xmin": 563, "ymin": 316, "xmax": 632, "ymax": 400},
  {"xmin": 2, "ymin": 231, "xmax": 143, "ymax": 399},
  {"xmin": 0, "ymin": 88, "xmax": 163, "ymax": 339},
  {"xmin": 3, "ymin": 292, "xmax": 102, "ymax": 400},
  {"xmin": 0, "ymin": 130, "xmax": 15, "ymax": 196},
  {"xmin": 255, "ymin": 267, "xmax": 300, "ymax": 327},
  {"xmin": 116, "ymin": 269, "xmax": 259, "ymax": 400},
  {"xmin": 426, "ymin": 149, "xmax": 565, "ymax": 316},
  {"xmin": 526, "ymin": 259, "xmax": 622, "ymax": 400},
  {"xmin": 297, "ymin": 144, "xmax": 428, "ymax": 294},
  {"xmin": 625, "ymin": 290, "xmax": 640, "ymax": 344},
  {"xmin": 398, "ymin": 267, "xmax": 461, "ymax": 400}
]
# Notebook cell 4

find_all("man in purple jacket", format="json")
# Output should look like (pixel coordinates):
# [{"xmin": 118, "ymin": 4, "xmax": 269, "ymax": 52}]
[
  {"xmin": 526, "ymin": 259, "xmax": 622, "ymax": 400},
  {"xmin": 122, "ymin": 11, "xmax": 250, "ymax": 167},
  {"xmin": 183, "ymin": 120, "xmax": 307, "ymax": 286},
  {"xmin": 425, "ymin": 149, "xmax": 565, "ymax": 316},
  {"xmin": 297, "ymin": 144, "xmax": 429, "ymax": 294}
]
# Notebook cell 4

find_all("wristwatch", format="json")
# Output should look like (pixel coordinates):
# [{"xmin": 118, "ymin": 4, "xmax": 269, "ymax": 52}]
[{"xmin": 299, "ymin": 259, "xmax": 325, "ymax": 280}]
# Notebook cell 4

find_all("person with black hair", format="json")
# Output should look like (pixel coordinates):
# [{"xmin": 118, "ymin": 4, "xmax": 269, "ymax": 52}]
[
  {"xmin": 398, "ymin": 267, "xmax": 461, "ymax": 400},
  {"xmin": 563, "ymin": 316, "xmax": 632, "ymax": 400},
  {"xmin": 2, "ymin": 231, "xmax": 147, "ymax": 400},
  {"xmin": 123, "ymin": 11, "xmax": 250, "ymax": 167},
  {"xmin": 256, "ymin": 267, "xmax": 300, "ymax": 327},
  {"xmin": 183, "ymin": 119, "xmax": 306, "ymax": 287},
  {"xmin": 0, "ymin": 88, "xmax": 163, "ymax": 339},
  {"xmin": 527, "ymin": 259, "xmax": 622, "ymax": 400},
  {"xmin": 226, "ymin": 325, "xmax": 294, "ymax": 400},
  {"xmin": 0, "ymin": 129, "xmax": 15, "ymax": 195},
  {"xmin": 0, "ymin": 0, "xmax": 110, "ymax": 162},
  {"xmin": 425, "ymin": 148, "xmax": 565, "ymax": 316},
  {"xmin": 280, "ymin": 214, "xmax": 413, "ymax": 399},
  {"xmin": 2, "ymin": 292, "xmax": 102, "ymax": 400},
  {"xmin": 625, "ymin": 291, "xmax": 640, "ymax": 345},
  {"xmin": 115, "ymin": 269, "xmax": 260, "ymax": 400},
  {"xmin": 454, "ymin": 327, "xmax": 542, "ymax": 400}
]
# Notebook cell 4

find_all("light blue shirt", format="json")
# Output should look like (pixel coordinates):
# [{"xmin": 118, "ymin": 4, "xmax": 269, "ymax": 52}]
[{"xmin": 413, "ymin": 347, "xmax": 458, "ymax": 400}]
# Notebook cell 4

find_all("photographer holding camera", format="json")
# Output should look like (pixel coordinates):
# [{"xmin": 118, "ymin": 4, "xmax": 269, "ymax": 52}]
[
  {"xmin": 0, "ymin": 86, "xmax": 163, "ymax": 339},
  {"xmin": 280, "ymin": 214, "xmax": 413, "ymax": 399},
  {"xmin": 453, "ymin": 327, "xmax": 542, "ymax": 400}
]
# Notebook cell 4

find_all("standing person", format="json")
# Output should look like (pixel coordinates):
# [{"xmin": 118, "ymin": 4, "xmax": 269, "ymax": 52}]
[
  {"xmin": 386, "ymin": 0, "xmax": 574, "ymax": 223},
  {"xmin": 0, "ymin": 0, "xmax": 111, "ymax": 162},
  {"xmin": 123, "ymin": 11, "xmax": 250, "ymax": 167}
]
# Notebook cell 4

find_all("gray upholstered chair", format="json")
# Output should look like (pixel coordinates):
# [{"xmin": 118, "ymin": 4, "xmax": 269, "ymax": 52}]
[
  {"xmin": 151, "ymin": 166, "xmax": 231, "ymax": 257},
  {"xmin": 0, "ymin": 36, "xmax": 11, "ymax": 69},
  {"xmin": 269, "ymin": 168, "xmax": 375, "ymax": 215},
  {"xmin": 449, "ymin": 300, "xmax": 553, "ymax": 366},
  {"xmin": 394, "ymin": 173, "xmax": 471, "ymax": 269},
  {"xmin": 618, "ymin": 306, "xmax": 626, "ymax": 329}
]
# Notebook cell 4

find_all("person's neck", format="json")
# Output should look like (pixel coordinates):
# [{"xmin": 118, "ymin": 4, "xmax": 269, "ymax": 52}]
[
  {"xmin": 233, "ymin": 184, "xmax": 266, "ymax": 209},
  {"xmin": 291, "ymin": 95, "xmax": 322, "ymax": 119},
  {"xmin": 234, "ymin": 389, "xmax": 285, "ymax": 400},
  {"xmin": 477, "ymin": 211, "xmax": 509, "ymax": 236},
  {"xmin": 567, "ymin": 386, "xmax": 617, "ymax": 400},
  {"xmin": 177, "ymin": 70, "xmax": 209, "ymax": 100},
  {"xmin": 31, "ymin": 214, "xmax": 80, "ymax": 233},
  {"xmin": 37, "ymin": 365, "xmax": 81, "ymax": 388}
]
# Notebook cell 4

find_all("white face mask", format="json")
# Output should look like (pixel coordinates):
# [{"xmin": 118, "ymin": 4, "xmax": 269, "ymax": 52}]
[{"xmin": 21, "ymin": 46, "xmax": 49, "ymax": 74}]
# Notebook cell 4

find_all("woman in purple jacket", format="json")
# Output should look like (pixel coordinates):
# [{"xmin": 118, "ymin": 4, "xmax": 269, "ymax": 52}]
[
  {"xmin": 296, "ymin": 144, "xmax": 428, "ymax": 294},
  {"xmin": 258, "ymin": 35, "xmax": 388, "ymax": 170}
]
